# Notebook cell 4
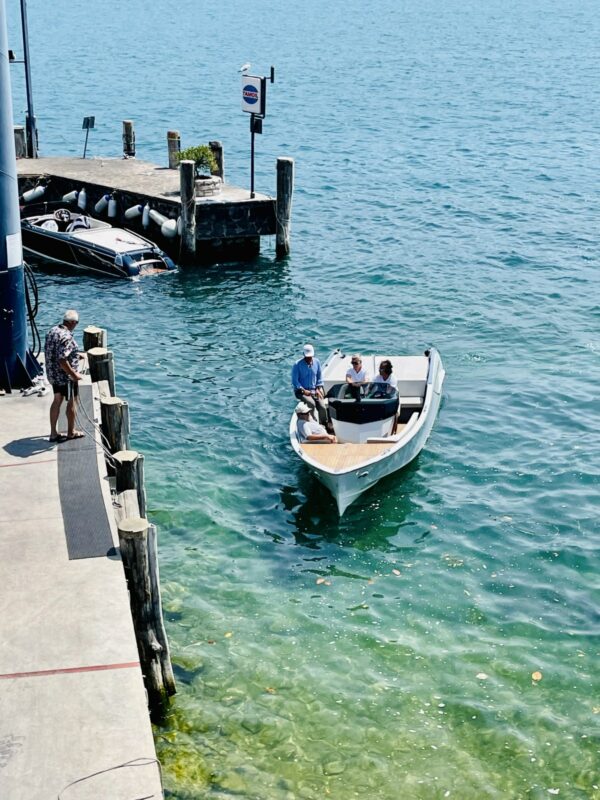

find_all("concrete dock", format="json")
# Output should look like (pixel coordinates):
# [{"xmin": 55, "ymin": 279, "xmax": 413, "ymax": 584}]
[
  {"xmin": 0, "ymin": 386, "xmax": 163, "ymax": 799},
  {"xmin": 17, "ymin": 155, "xmax": 284, "ymax": 263},
  {"xmin": 17, "ymin": 155, "xmax": 269, "ymax": 204}
]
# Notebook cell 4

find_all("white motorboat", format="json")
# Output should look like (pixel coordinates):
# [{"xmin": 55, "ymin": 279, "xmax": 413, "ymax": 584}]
[{"xmin": 289, "ymin": 348, "xmax": 445, "ymax": 515}]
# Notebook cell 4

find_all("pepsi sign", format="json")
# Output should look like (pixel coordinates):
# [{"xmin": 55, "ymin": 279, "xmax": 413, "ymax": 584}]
[{"xmin": 241, "ymin": 75, "xmax": 266, "ymax": 116}]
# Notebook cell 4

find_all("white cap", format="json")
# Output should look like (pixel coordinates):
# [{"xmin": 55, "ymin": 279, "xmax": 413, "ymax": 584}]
[
  {"xmin": 295, "ymin": 401, "xmax": 311, "ymax": 414},
  {"xmin": 63, "ymin": 309, "xmax": 79, "ymax": 322},
  {"xmin": 303, "ymin": 344, "xmax": 314, "ymax": 357}
]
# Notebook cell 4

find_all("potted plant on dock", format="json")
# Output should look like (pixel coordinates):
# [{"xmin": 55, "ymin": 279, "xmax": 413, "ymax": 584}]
[{"xmin": 176, "ymin": 145, "xmax": 222, "ymax": 197}]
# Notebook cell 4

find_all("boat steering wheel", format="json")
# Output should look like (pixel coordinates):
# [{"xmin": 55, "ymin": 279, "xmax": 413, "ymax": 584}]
[{"xmin": 54, "ymin": 208, "xmax": 71, "ymax": 224}]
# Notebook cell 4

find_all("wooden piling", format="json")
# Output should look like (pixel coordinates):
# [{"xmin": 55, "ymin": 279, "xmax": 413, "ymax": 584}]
[
  {"xmin": 276, "ymin": 157, "xmax": 294, "ymax": 257},
  {"xmin": 114, "ymin": 449, "xmax": 139, "ymax": 492},
  {"xmin": 122, "ymin": 120, "xmax": 136, "ymax": 158},
  {"xmin": 96, "ymin": 379, "xmax": 112, "ymax": 401},
  {"xmin": 167, "ymin": 130, "xmax": 181, "ymax": 169},
  {"xmin": 147, "ymin": 522, "xmax": 176, "ymax": 699},
  {"xmin": 83, "ymin": 325, "xmax": 107, "ymax": 351},
  {"xmin": 87, "ymin": 347, "xmax": 116, "ymax": 396},
  {"xmin": 114, "ymin": 488, "xmax": 141, "ymax": 522},
  {"xmin": 100, "ymin": 396, "xmax": 130, "ymax": 454},
  {"xmin": 179, "ymin": 159, "xmax": 196, "ymax": 263},
  {"xmin": 113, "ymin": 449, "xmax": 146, "ymax": 516},
  {"xmin": 209, "ymin": 140, "xmax": 224, "ymax": 180},
  {"xmin": 14, "ymin": 126, "xmax": 26, "ymax": 159},
  {"xmin": 118, "ymin": 517, "xmax": 176, "ymax": 718}
]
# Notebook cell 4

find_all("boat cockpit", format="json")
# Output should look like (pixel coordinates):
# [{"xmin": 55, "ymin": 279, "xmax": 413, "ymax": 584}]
[
  {"xmin": 326, "ymin": 382, "xmax": 399, "ymax": 444},
  {"xmin": 29, "ymin": 209, "xmax": 111, "ymax": 234}
]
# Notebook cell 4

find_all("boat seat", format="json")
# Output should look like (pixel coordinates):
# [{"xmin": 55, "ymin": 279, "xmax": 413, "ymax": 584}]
[
  {"xmin": 367, "ymin": 412, "xmax": 419, "ymax": 443},
  {"xmin": 398, "ymin": 395, "xmax": 423, "ymax": 407},
  {"xmin": 374, "ymin": 355, "xmax": 428, "ymax": 407},
  {"xmin": 66, "ymin": 216, "xmax": 91, "ymax": 233}
]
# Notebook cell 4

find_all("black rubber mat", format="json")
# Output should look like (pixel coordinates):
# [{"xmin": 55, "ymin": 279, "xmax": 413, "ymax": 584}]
[{"xmin": 57, "ymin": 384, "xmax": 115, "ymax": 559}]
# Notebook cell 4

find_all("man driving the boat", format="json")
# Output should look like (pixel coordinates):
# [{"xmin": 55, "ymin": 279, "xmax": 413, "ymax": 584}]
[
  {"xmin": 291, "ymin": 344, "xmax": 328, "ymax": 426},
  {"xmin": 373, "ymin": 359, "xmax": 398, "ymax": 390},
  {"xmin": 295, "ymin": 402, "xmax": 337, "ymax": 443}
]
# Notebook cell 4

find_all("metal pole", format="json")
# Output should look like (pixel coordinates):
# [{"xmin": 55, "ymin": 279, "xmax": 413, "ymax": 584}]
[
  {"xmin": 0, "ymin": 0, "xmax": 34, "ymax": 390},
  {"xmin": 83, "ymin": 127, "xmax": 90, "ymax": 159},
  {"xmin": 250, "ymin": 115, "xmax": 255, "ymax": 199},
  {"xmin": 19, "ymin": 0, "xmax": 37, "ymax": 158}
]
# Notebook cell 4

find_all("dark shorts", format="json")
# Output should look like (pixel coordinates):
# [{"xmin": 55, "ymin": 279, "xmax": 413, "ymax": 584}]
[{"xmin": 52, "ymin": 382, "xmax": 79, "ymax": 400}]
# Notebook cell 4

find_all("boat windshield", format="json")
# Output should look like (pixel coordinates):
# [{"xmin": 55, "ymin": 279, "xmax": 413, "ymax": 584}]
[{"xmin": 327, "ymin": 382, "xmax": 397, "ymax": 401}]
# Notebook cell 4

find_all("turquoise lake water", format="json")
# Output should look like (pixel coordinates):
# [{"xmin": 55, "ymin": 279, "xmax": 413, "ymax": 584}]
[{"xmin": 7, "ymin": 0, "xmax": 600, "ymax": 797}]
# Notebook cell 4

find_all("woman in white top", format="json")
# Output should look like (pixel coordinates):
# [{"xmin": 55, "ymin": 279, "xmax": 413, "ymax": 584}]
[
  {"xmin": 345, "ymin": 354, "xmax": 369, "ymax": 384},
  {"xmin": 373, "ymin": 359, "xmax": 398, "ymax": 390}
]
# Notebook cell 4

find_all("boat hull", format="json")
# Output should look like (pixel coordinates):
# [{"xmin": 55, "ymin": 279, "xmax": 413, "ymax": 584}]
[{"xmin": 314, "ymin": 382, "xmax": 442, "ymax": 514}]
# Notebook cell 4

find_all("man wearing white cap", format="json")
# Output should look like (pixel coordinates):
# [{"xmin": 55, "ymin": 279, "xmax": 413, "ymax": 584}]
[
  {"xmin": 291, "ymin": 344, "xmax": 328, "ymax": 426},
  {"xmin": 295, "ymin": 402, "xmax": 336, "ymax": 443},
  {"xmin": 44, "ymin": 309, "xmax": 84, "ymax": 442}
]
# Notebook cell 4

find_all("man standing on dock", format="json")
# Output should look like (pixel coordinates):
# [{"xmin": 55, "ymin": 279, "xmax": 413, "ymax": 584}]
[
  {"xmin": 45, "ymin": 310, "xmax": 84, "ymax": 442},
  {"xmin": 291, "ymin": 344, "xmax": 328, "ymax": 426}
]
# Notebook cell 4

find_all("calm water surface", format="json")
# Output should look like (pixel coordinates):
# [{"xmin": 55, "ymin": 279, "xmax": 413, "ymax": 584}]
[{"xmin": 8, "ymin": 0, "xmax": 600, "ymax": 797}]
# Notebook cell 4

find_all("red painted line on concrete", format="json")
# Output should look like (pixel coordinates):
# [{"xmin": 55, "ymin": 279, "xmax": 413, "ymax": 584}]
[
  {"xmin": 0, "ymin": 661, "xmax": 140, "ymax": 680},
  {"xmin": 0, "ymin": 458, "xmax": 57, "ymax": 468}
]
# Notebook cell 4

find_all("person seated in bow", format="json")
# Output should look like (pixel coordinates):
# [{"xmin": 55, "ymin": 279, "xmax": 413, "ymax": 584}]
[{"xmin": 295, "ymin": 402, "xmax": 336, "ymax": 443}]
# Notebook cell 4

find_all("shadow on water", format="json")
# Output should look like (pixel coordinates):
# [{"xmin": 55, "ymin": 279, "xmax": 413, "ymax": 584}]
[
  {"xmin": 165, "ymin": 255, "xmax": 293, "ymax": 302},
  {"xmin": 280, "ymin": 456, "xmax": 428, "ymax": 552},
  {"xmin": 32, "ymin": 252, "xmax": 292, "ymax": 306}
]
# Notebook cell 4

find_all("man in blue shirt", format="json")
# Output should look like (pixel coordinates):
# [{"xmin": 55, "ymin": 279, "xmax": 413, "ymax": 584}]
[{"xmin": 291, "ymin": 344, "xmax": 328, "ymax": 426}]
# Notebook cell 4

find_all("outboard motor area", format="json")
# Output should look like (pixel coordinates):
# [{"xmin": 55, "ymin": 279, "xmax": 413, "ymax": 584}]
[{"xmin": 327, "ymin": 383, "xmax": 399, "ymax": 443}]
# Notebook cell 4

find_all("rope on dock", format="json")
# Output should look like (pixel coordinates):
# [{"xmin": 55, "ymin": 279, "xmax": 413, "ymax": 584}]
[{"xmin": 57, "ymin": 756, "xmax": 162, "ymax": 799}]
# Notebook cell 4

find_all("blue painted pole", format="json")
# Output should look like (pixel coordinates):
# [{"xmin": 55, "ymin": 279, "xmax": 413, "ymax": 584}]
[{"xmin": 0, "ymin": 0, "xmax": 33, "ymax": 391}]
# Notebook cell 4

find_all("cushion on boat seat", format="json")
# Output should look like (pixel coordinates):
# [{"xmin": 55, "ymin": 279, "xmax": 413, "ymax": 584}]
[
  {"xmin": 398, "ymin": 396, "xmax": 423, "ymax": 407},
  {"xmin": 367, "ymin": 412, "xmax": 420, "ymax": 443},
  {"xmin": 40, "ymin": 219, "xmax": 59, "ymax": 231},
  {"xmin": 66, "ymin": 215, "xmax": 91, "ymax": 233}
]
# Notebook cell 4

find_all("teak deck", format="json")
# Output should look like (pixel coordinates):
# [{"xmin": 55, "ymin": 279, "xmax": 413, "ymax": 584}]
[{"xmin": 301, "ymin": 441, "xmax": 394, "ymax": 471}]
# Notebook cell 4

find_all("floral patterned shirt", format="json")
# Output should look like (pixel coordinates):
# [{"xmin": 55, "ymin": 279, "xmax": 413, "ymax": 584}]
[{"xmin": 44, "ymin": 324, "xmax": 79, "ymax": 385}]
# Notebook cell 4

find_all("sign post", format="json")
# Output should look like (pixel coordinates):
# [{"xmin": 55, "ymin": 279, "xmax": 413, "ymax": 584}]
[
  {"xmin": 241, "ymin": 67, "xmax": 274, "ymax": 198},
  {"xmin": 82, "ymin": 116, "xmax": 95, "ymax": 159}
]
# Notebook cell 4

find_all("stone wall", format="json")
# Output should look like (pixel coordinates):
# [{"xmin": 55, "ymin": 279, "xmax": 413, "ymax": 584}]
[{"xmin": 17, "ymin": 174, "xmax": 276, "ymax": 264}]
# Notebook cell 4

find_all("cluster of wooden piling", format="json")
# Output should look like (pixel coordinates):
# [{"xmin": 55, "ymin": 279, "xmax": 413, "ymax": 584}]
[{"xmin": 83, "ymin": 325, "xmax": 175, "ymax": 718}]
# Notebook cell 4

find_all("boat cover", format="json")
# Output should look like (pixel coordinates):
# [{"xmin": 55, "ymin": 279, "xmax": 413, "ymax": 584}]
[{"xmin": 70, "ymin": 228, "xmax": 153, "ymax": 253}]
